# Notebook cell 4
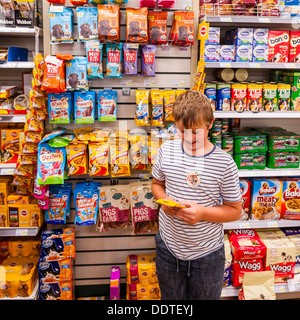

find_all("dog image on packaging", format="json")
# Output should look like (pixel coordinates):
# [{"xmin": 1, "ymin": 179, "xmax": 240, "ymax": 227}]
[{"xmin": 49, "ymin": 7, "xmax": 74, "ymax": 44}]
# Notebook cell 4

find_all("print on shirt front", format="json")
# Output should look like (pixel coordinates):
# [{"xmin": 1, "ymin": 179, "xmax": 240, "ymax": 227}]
[{"xmin": 152, "ymin": 139, "xmax": 241, "ymax": 261}]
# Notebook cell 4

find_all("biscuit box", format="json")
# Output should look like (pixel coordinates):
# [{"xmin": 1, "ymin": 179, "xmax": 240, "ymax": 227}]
[
  {"xmin": 204, "ymin": 45, "xmax": 219, "ymax": 62},
  {"xmin": 253, "ymin": 28, "xmax": 269, "ymax": 45},
  {"xmin": 251, "ymin": 178, "xmax": 283, "ymax": 220},
  {"xmin": 268, "ymin": 30, "xmax": 290, "ymax": 63},
  {"xmin": 110, "ymin": 266, "xmax": 120, "ymax": 300},
  {"xmin": 252, "ymin": 44, "xmax": 268, "ymax": 62},
  {"xmin": 289, "ymin": 30, "xmax": 300, "ymax": 63},
  {"xmin": 239, "ymin": 179, "xmax": 250, "ymax": 221},
  {"xmin": 235, "ymin": 45, "xmax": 253, "ymax": 62},
  {"xmin": 205, "ymin": 27, "xmax": 220, "ymax": 45},
  {"xmin": 219, "ymin": 45, "xmax": 235, "ymax": 62},
  {"xmin": 232, "ymin": 28, "xmax": 253, "ymax": 45},
  {"xmin": 281, "ymin": 179, "xmax": 300, "ymax": 219}
]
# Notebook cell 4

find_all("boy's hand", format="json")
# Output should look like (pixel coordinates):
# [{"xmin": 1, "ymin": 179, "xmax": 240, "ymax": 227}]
[
  {"xmin": 160, "ymin": 196, "xmax": 177, "ymax": 216},
  {"xmin": 175, "ymin": 201, "xmax": 202, "ymax": 225}
]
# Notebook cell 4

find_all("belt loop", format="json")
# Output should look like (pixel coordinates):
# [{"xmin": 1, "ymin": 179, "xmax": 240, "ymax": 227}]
[{"xmin": 187, "ymin": 261, "xmax": 191, "ymax": 278}]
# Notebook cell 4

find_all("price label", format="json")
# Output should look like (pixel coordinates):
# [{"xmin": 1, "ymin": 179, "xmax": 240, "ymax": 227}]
[
  {"xmin": 15, "ymin": 228, "xmax": 28, "ymax": 236},
  {"xmin": 220, "ymin": 62, "xmax": 231, "ymax": 68},
  {"xmin": 277, "ymin": 285, "xmax": 286, "ymax": 293},
  {"xmin": 1, "ymin": 169, "xmax": 14, "ymax": 175},
  {"xmin": 249, "ymin": 63, "xmax": 261, "ymax": 68},
  {"xmin": 286, "ymin": 63, "xmax": 296, "ymax": 69},
  {"xmin": 144, "ymin": 80, "xmax": 156, "ymax": 86},
  {"xmin": 173, "ymin": 80, "xmax": 185, "ymax": 87},
  {"xmin": 220, "ymin": 17, "xmax": 232, "ymax": 22},
  {"xmin": 121, "ymin": 80, "xmax": 132, "ymax": 86},
  {"xmin": 239, "ymin": 222, "xmax": 251, "ymax": 228},
  {"xmin": 258, "ymin": 18, "xmax": 270, "ymax": 23},
  {"xmin": 267, "ymin": 221, "xmax": 278, "ymax": 228}
]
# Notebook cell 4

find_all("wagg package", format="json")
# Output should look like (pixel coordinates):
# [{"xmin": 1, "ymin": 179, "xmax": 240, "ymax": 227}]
[
  {"xmin": 76, "ymin": 6, "xmax": 98, "ymax": 42},
  {"xmin": 49, "ymin": 7, "xmax": 74, "ymax": 44},
  {"xmin": 66, "ymin": 57, "xmax": 89, "ymax": 90},
  {"xmin": 48, "ymin": 92, "xmax": 73, "ymax": 124},
  {"xmin": 74, "ymin": 91, "xmax": 96, "ymax": 124},
  {"xmin": 98, "ymin": 90, "xmax": 117, "ymax": 121},
  {"xmin": 86, "ymin": 40, "xmax": 103, "ymax": 79}
]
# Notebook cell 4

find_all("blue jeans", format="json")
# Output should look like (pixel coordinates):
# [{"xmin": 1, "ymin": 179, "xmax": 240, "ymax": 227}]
[{"xmin": 155, "ymin": 232, "xmax": 225, "ymax": 300}]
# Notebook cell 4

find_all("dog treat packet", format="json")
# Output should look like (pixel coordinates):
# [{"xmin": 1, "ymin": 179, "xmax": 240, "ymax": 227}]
[
  {"xmin": 123, "ymin": 43, "xmax": 138, "ymax": 75},
  {"xmin": 98, "ymin": 5, "xmax": 120, "ymax": 43},
  {"xmin": 106, "ymin": 43, "xmax": 123, "ymax": 78},
  {"xmin": 141, "ymin": 45, "xmax": 156, "ymax": 77},
  {"xmin": 109, "ymin": 138, "xmax": 131, "ymax": 177},
  {"xmin": 126, "ymin": 7, "xmax": 148, "ymax": 43},
  {"xmin": 88, "ymin": 142, "xmax": 109, "ymax": 176},
  {"xmin": 90, "ymin": 0, "xmax": 107, "ymax": 3},
  {"xmin": 65, "ymin": 143, "xmax": 88, "ymax": 176},
  {"xmin": 86, "ymin": 40, "xmax": 103, "ymax": 79},
  {"xmin": 74, "ymin": 91, "xmax": 96, "ymax": 124},
  {"xmin": 148, "ymin": 11, "xmax": 168, "ymax": 45},
  {"xmin": 37, "ymin": 143, "xmax": 66, "ymax": 185},
  {"xmin": 129, "ymin": 134, "xmax": 148, "ymax": 170},
  {"xmin": 70, "ymin": 0, "xmax": 88, "ymax": 4},
  {"xmin": 163, "ymin": 90, "xmax": 175, "ymax": 121},
  {"xmin": 150, "ymin": 90, "xmax": 164, "ymax": 126},
  {"xmin": 76, "ymin": 6, "xmax": 98, "ymax": 42},
  {"xmin": 97, "ymin": 185, "xmax": 130, "ymax": 232},
  {"xmin": 66, "ymin": 57, "xmax": 89, "ymax": 91},
  {"xmin": 169, "ymin": 11, "xmax": 194, "ymax": 46},
  {"xmin": 135, "ymin": 89, "xmax": 150, "ymax": 126},
  {"xmin": 41, "ymin": 55, "xmax": 65, "ymax": 93},
  {"xmin": 48, "ymin": 92, "xmax": 73, "ymax": 124},
  {"xmin": 98, "ymin": 90, "xmax": 117, "ymax": 121},
  {"xmin": 49, "ymin": 6, "xmax": 74, "ymax": 44}
]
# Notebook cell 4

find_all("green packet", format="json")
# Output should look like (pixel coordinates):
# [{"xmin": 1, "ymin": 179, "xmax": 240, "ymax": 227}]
[
  {"xmin": 234, "ymin": 153, "xmax": 266, "ymax": 170},
  {"xmin": 48, "ymin": 134, "xmax": 76, "ymax": 148},
  {"xmin": 267, "ymin": 152, "xmax": 300, "ymax": 169},
  {"xmin": 233, "ymin": 132, "xmax": 268, "ymax": 154},
  {"xmin": 267, "ymin": 131, "xmax": 300, "ymax": 153}
]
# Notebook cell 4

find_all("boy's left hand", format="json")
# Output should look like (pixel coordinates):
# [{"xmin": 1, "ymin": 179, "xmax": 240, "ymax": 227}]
[{"xmin": 175, "ymin": 201, "xmax": 202, "ymax": 225}]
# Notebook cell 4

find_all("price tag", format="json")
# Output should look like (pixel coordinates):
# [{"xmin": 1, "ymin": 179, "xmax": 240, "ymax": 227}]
[
  {"xmin": 258, "ymin": 18, "xmax": 270, "ymax": 23},
  {"xmin": 220, "ymin": 62, "xmax": 231, "ymax": 68},
  {"xmin": 221, "ymin": 289, "xmax": 227, "ymax": 297},
  {"xmin": 1, "ymin": 168, "xmax": 14, "ymax": 175},
  {"xmin": 49, "ymin": 5, "xmax": 64, "ymax": 12},
  {"xmin": 249, "ymin": 63, "xmax": 261, "ymax": 68},
  {"xmin": 220, "ymin": 17, "xmax": 232, "ymax": 22},
  {"xmin": 239, "ymin": 222, "xmax": 251, "ymax": 228},
  {"xmin": 277, "ymin": 285, "xmax": 286, "ymax": 293},
  {"xmin": 267, "ymin": 221, "xmax": 278, "ymax": 228},
  {"xmin": 287, "ymin": 63, "xmax": 296, "ymax": 69},
  {"xmin": 15, "ymin": 229, "xmax": 28, "ymax": 236},
  {"xmin": 121, "ymin": 80, "xmax": 132, "ymax": 86},
  {"xmin": 6, "ymin": 62, "xmax": 16, "ymax": 68},
  {"xmin": 144, "ymin": 80, "xmax": 156, "ymax": 86},
  {"xmin": 173, "ymin": 80, "xmax": 185, "ymax": 87}
]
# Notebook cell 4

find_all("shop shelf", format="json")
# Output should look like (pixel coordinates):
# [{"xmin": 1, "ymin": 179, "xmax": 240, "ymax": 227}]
[
  {"xmin": 205, "ymin": 62, "xmax": 300, "ymax": 69},
  {"xmin": 223, "ymin": 219, "xmax": 300, "ymax": 230},
  {"xmin": 238, "ymin": 168, "xmax": 300, "ymax": 178},
  {"xmin": 214, "ymin": 111, "xmax": 300, "ymax": 118},
  {"xmin": 0, "ymin": 163, "xmax": 16, "ymax": 175},
  {"xmin": 0, "ymin": 114, "xmax": 26, "ymax": 123},
  {"xmin": 0, "ymin": 62, "xmax": 35, "ymax": 69}
]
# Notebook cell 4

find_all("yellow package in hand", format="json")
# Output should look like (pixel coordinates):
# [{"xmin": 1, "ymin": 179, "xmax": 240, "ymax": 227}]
[{"xmin": 156, "ymin": 199, "xmax": 186, "ymax": 208}]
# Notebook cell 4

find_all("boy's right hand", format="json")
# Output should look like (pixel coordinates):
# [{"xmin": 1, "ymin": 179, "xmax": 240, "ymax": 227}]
[{"xmin": 160, "ymin": 196, "xmax": 177, "ymax": 216}]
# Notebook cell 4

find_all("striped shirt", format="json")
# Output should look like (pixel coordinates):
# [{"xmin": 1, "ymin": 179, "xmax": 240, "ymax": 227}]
[{"xmin": 152, "ymin": 139, "xmax": 241, "ymax": 261}]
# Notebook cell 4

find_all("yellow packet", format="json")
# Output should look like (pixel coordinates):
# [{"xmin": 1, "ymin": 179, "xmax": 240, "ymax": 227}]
[
  {"xmin": 150, "ymin": 90, "xmax": 164, "ymax": 126},
  {"xmin": 135, "ymin": 90, "xmax": 150, "ymax": 126},
  {"xmin": 129, "ymin": 135, "xmax": 148, "ymax": 171},
  {"xmin": 163, "ymin": 90, "xmax": 175, "ymax": 122},
  {"xmin": 88, "ymin": 142, "xmax": 109, "ymax": 176},
  {"xmin": 146, "ymin": 138, "xmax": 161, "ymax": 172},
  {"xmin": 110, "ymin": 139, "xmax": 130, "ymax": 177},
  {"xmin": 34, "ymin": 53, "xmax": 45, "ymax": 74},
  {"xmin": 65, "ymin": 143, "xmax": 88, "ymax": 176},
  {"xmin": 156, "ymin": 199, "xmax": 186, "ymax": 208},
  {"xmin": 175, "ymin": 89, "xmax": 186, "ymax": 97}
]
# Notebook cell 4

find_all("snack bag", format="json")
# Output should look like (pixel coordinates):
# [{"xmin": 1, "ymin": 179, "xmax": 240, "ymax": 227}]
[
  {"xmin": 1, "ymin": 129, "xmax": 22, "ymax": 163},
  {"xmin": 123, "ymin": 43, "xmax": 138, "ymax": 75},
  {"xmin": 70, "ymin": 0, "xmax": 88, "ymax": 5},
  {"xmin": 126, "ymin": 7, "xmax": 148, "ymax": 43},
  {"xmin": 141, "ymin": 45, "xmax": 156, "ymax": 77},
  {"xmin": 86, "ymin": 40, "xmax": 103, "ymax": 79},
  {"xmin": 150, "ymin": 90, "xmax": 164, "ymax": 126},
  {"xmin": 49, "ymin": 7, "xmax": 74, "ymax": 44},
  {"xmin": 65, "ymin": 143, "xmax": 88, "ymax": 176},
  {"xmin": 76, "ymin": 6, "xmax": 98, "ymax": 42},
  {"xmin": 37, "ymin": 143, "xmax": 66, "ymax": 185},
  {"xmin": 66, "ymin": 57, "xmax": 89, "ymax": 91},
  {"xmin": 109, "ymin": 138, "xmax": 131, "ymax": 177},
  {"xmin": 169, "ymin": 11, "xmax": 194, "ymax": 46},
  {"xmin": 163, "ymin": 90, "xmax": 175, "ymax": 121},
  {"xmin": 41, "ymin": 55, "xmax": 65, "ymax": 93},
  {"xmin": 97, "ymin": 185, "xmax": 130, "ymax": 232},
  {"xmin": 129, "ymin": 134, "xmax": 148, "ymax": 170},
  {"xmin": 148, "ymin": 11, "xmax": 168, "ymax": 45},
  {"xmin": 48, "ymin": 92, "xmax": 73, "ymax": 124},
  {"xmin": 106, "ymin": 43, "xmax": 123, "ymax": 78},
  {"xmin": 88, "ymin": 142, "xmax": 109, "ymax": 176},
  {"xmin": 98, "ymin": 5, "xmax": 120, "ymax": 43},
  {"xmin": 74, "ymin": 91, "xmax": 95, "ymax": 124},
  {"xmin": 135, "ymin": 89, "xmax": 150, "ymax": 126},
  {"xmin": 90, "ymin": 0, "xmax": 107, "ymax": 3},
  {"xmin": 98, "ymin": 90, "xmax": 117, "ymax": 121}
]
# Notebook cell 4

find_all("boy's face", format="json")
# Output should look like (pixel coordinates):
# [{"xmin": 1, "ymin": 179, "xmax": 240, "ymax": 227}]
[{"xmin": 176, "ymin": 119, "xmax": 214, "ymax": 154}]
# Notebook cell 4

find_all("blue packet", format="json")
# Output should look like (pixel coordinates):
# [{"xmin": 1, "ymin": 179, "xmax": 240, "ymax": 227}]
[
  {"xmin": 66, "ymin": 57, "xmax": 89, "ymax": 91},
  {"xmin": 39, "ymin": 128, "xmax": 66, "ymax": 144},
  {"xmin": 106, "ymin": 43, "xmax": 123, "ymax": 78},
  {"xmin": 74, "ymin": 91, "xmax": 96, "ymax": 124},
  {"xmin": 76, "ymin": 6, "xmax": 98, "ymax": 42},
  {"xmin": 86, "ymin": 40, "xmax": 103, "ymax": 79},
  {"xmin": 48, "ymin": 92, "xmax": 73, "ymax": 124},
  {"xmin": 97, "ymin": 90, "xmax": 117, "ymax": 121},
  {"xmin": 49, "ymin": 7, "xmax": 74, "ymax": 44},
  {"xmin": 111, "ymin": 0, "xmax": 128, "ymax": 2}
]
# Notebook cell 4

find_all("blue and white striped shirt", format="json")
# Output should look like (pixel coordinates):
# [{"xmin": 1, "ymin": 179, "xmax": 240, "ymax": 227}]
[{"xmin": 152, "ymin": 139, "xmax": 241, "ymax": 261}]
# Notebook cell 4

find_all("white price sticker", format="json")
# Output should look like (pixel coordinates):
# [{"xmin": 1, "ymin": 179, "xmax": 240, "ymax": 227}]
[
  {"xmin": 267, "ymin": 221, "xmax": 278, "ymax": 228},
  {"xmin": 249, "ymin": 63, "xmax": 261, "ymax": 68},
  {"xmin": 144, "ymin": 80, "xmax": 156, "ymax": 86},
  {"xmin": 220, "ymin": 17, "xmax": 232, "ymax": 22},
  {"xmin": 239, "ymin": 222, "xmax": 251, "ymax": 228},
  {"xmin": 258, "ymin": 18, "xmax": 270, "ymax": 23},
  {"xmin": 220, "ymin": 62, "xmax": 232, "ymax": 68},
  {"xmin": 15, "ymin": 229, "xmax": 28, "ymax": 236},
  {"xmin": 173, "ymin": 80, "xmax": 185, "ymax": 87},
  {"xmin": 1, "ymin": 169, "xmax": 14, "ymax": 175}
]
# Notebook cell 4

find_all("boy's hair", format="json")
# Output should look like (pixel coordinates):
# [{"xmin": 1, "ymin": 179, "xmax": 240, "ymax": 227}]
[{"xmin": 173, "ymin": 90, "xmax": 214, "ymax": 128}]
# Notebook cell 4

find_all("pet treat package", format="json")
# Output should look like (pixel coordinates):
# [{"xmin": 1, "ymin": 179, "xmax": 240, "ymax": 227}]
[
  {"xmin": 141, "ymin": 45, "xmax": 156, "ymax": 77},
  {"xmin": 70, "ymin": 0, "xmax": 88, "ymax": 5},
  {"xmin": 169, "ymin": 11, "xmax": 194, "ymax": 46},
  {"xmin": 98, "ymin": 5, "xmax": 120, "ymax": 42},
  {"xmin": 106, "ymin": 43, "xmax": 123, "ymax": 78},
  {"xmin": 129, "ymin": 134, "xmax": 148, "ymax": 170},
  {"xmin": 76, "ymin": 6, "xmax": 98, "ymax": 42},
  {"xmin": 150, "ymin": 90, "xmax": 164, "ymax": 126},
  {"xmin": 66, "ymin": 57, "xmax": 89, "ymax": 90},
  {"xmin": 123, "ymin": 43, "xmax": 138, "ymax": 75},
  {"xmin": 48, "ymin": 92, "xmax": 73, "ymax": 124},
  {"xmin": 135, "ymin": 89, "xmax": 150, "ymax": 126},
  {"xmin": 90, "ymin": 0, "xmax": 107, "ymax": 3},
  {"xmin": 98, "ymin": 90, "xmax": 117, "ymax": 121},
  {"xmin": 88, "ymin": 142, "xmax": 109, "ymax": 176},
  {"xmin": 109, "ymin": 138, "xmax": 131, "ymax": 177},
  {"xmin": 86, "ymin": 40, "xmax": 103, "ymax": 79},
  {"xmin": 148, "ymin": 11, "xmax": 168, "ymax": 45},
  {"xmin": 96, "ymin": 185, "xmax": 130, "ymax": 232},
  {"xmin": 163, "ymin": 90, "xmax": 175, "ymax": 121},
  {"xmin": 74, "ymin": 91, "xmax": 96, "ymax": 124},
  {"xmin": 49, "ymin": 7, "xmax": 74, "ymax": 44},
  {"xmin": 126, "ymin": 7, "xmax": 148, "ymax": 43},
  {"xmin": 66, "ymin": 143, "xmax": 88, "ymax": 176}
]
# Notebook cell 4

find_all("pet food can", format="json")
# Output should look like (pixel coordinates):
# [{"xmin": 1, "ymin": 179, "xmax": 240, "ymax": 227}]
[
  {"xmin": 267, "ymin": 153, "xmax": 300, "ymax": 169},
  {"xmin": 277, "ymin": 83, "xmax": 291, "ymax": 111},
  {"xmin": 263, "ymin": 83, "xmax": 278, "ymax": 112},
  {"xmin": 211, "ymin": 120, "xmax": 222, "ymax": 137},
  {"xmin": 214, "ymin": 68, "xmax": 235, "ymax": 82},
  {"xmin": 234, "ymin": 153, "xmax": 266, "ymax": 170},
  {"xmin": 222, "ymin": 134, "xmax": 234, "ymax": 154},
  {"xmin": 222, "ymin": 119, "xmax": 229, "ymax": 133},
  {"xmin": 231, "ymin": 83, "xmax": 247, "ymax": 112},
  {"xmin": 204, "ymin": 83, "xmax": 217, "ymax": 111},
  {"xmin": 235, "ymin": 68, "xmax": 249, "ymax": 82},
  {"xmin": 216, "ymin": 83, "xmax": 231, "ymax": 111},
  {"xmin": 247, "ymin": 83, "xmax": 263, "ymax": 112},
  {"xmin": 211, "ymin": 137, "xmax": 222, "ymax": 148}
]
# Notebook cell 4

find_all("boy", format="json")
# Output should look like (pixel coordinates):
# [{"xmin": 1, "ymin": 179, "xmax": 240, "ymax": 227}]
[{"xmin": 151, "ymin": 90, "xmax": 242, "ymax": 300}]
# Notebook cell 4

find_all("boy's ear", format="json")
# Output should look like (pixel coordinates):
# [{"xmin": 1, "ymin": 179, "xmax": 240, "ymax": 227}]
[{"xmin": 208, "ymin": 119, "xmax": 214, "ymax": 130}]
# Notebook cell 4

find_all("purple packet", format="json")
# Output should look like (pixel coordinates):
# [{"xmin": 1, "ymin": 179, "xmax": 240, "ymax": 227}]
[
  {"xmin": 141, "ymin": 44, "xmax": 156, "ymax": 77},
  {"xmin": 110, "ymin": 266, "xmax": 120, "ymax": 300},
  {"xmin": 123, "ymin": 43, "xmax": 138, "ymax": 75}
]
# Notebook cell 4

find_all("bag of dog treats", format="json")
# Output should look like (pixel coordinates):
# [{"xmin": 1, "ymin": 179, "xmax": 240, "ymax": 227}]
[
  {"xmin": 141, "ymin": 45, "xmax": 156, "ymax": 77},
  {"xmin": 88, "ymin": 142, "xmax": 109, "ymax": 176},
  {"xmin": 106, "ymin": 43, "xmax": 123, "ymax": 78},
  {"xmin": 48, "ymin": 92, "xmax": 73, "ymax": 124},
  {"xmin": 97, "ymin": 185, "xmax": 130, "ymax": 232},
  {"xmin": 49, "ymin": 7, "xmax": 74, "ymax": 44},
  {"xmin": 74, "ymin": 91, "xmax": 96, "ymax": 124},
  {"xmin": 66, "ymin": 57, "xmax": 89, "ymax": 91},
  {"xmin": 98, "ymin": 90, "xmax": 117, "ymax": 121},
  {"xmin": 98, "ymin": 5, "xmax": 120, "ymax": 43},
  {"xmin": 86, "ymin": 40, "xmax": 103, "ymax": 79},
  {"xmin": 70, "ymin": 0, "xmax": 87, "ymax": 4},
  {"xmin": 150, "ymin": 90, "xmax": 164, "ymax": 126},
  {"xmin": 135, "ymin": 89, "xmax": 150, "ymax": 126},
  {"xmin": 76, "ymin": 6, "xmax": 98, "ymax": 42},
  {"xmin": 65, "ymin": 143, "xmax": 88, "ymax": 176},
  {"xmin": 148, "ymin": 11, "xmax": 168, "ymax": 45},
  {"xmin": 129, "ymin": 134, "xmax": 148, "ymax": 170},
  {"xmin": 126, "ymin": 7, "xmax": 148, "ymax": 43},
  {"xmin": 123, "ymin": 43, "xmax": 138, "ymax": 75},
  {"xmin": 90, "ymin": 0, "xmax": 107, "ymax": 3},
  {"xmin": 163, "ymin": 90, "xmax": 175, "ymax": 121},
  {"xmin": 169, "ymin": 11, "xmax": 194, "ymax": 46},
  {"xmin": 109, "ymin": 138, "xmax": 131, "ymax": 177}
]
